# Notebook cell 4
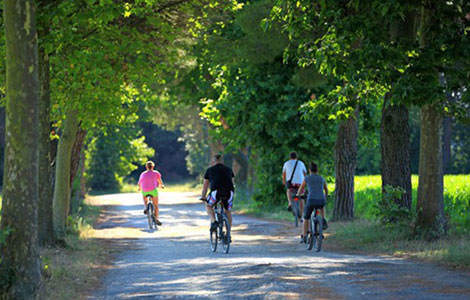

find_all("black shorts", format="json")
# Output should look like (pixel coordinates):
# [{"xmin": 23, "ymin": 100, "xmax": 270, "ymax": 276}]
[
  {"xmin": 206, "ymin": 190, "xmax": 234, "ymax": 211},
  {"xmin": 303, "ymin": 199, "xmax": 325, "ymax": 220}
]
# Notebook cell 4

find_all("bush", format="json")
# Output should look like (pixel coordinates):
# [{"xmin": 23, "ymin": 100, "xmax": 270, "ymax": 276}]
[{"xmin": 374, "ymin": 185, "xmax": 416, "ymax": 229}]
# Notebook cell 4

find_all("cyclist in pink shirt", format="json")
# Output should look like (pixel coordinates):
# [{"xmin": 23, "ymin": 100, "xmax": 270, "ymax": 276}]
[{"xmin": 138, "ymin": 161, "xmax": 165, "ymax": 225}]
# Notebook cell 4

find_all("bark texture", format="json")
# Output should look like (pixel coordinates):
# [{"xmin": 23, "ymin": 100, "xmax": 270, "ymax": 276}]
[
  {"xmin": 38, "ymin": 46, "xmax": 55, "ymax": 246},
  {"xmin": 0, "ymin": 0, "xmax": 42, "ymax": 297},
  {"xmin": 333, "ymin": 110, "xmax": 358, "ymax": 221},
  {"xmin": 70, "ymin": 127, "xmax": 86, "ymax": 187},
  {"xmin": 417, "ymin": 104, "xmax": 445, "ymax": 235},
  {"xmin": 380, "ymin": 97, "xmax": 412, "ymax": 209},
  {"xmin": 69, "ymin": 127, "xmax": 86, "ymax": 214},
  {"xmin": 52, "ymin": 109, "xmax": 79, "ymax": 240},
  {"xmin": 442, "ymin": 117, "xmax": 452, "ymax": 174}
]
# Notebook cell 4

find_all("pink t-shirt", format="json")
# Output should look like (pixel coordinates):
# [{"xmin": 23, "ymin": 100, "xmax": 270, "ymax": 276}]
[{"xmin": 138, "ymin": 170, "xmax": 161, "ymax": 192}]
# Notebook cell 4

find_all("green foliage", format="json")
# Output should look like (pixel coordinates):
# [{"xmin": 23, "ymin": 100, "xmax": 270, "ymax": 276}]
[
  {"xmin": 86, "ymin": 125, "xmax": 154, "ymax": 191},
  {"xmin": 374, "ymin": 185, "xmax": 417, "ymax": 228},
  {"xmin": 201, "ymin": 60, "xmax": 336, "ymax": 204},
  {"xmin": 272, "ymin": 0, "xmax": 470, "ymax": 115},
  {"xmin": 184, "ymin": 1, "xmax": 338, "ymax": 204}
]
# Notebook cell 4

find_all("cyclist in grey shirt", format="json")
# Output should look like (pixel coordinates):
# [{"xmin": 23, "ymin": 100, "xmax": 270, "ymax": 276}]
[{"xmin": 297, "ymin": 162, "xmax": 328, "ymax": 243}]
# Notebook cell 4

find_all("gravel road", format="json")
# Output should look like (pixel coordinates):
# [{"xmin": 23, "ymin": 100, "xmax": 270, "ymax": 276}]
[{"xmin": 88, "ymin": 191, "xmax": 470, "ymax": 300}]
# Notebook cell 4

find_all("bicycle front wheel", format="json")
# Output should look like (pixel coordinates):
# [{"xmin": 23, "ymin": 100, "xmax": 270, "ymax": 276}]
[
  {"xmin": 307, "ymin": 217, "xmax": 314, "ymax": 250},
  {"xmin": 221, "ymin": 216, "xmax": 231, "ymax": 254},
  {"xmin": 313, "ymin": 215, "xmax": 323, "ymax": 252}
]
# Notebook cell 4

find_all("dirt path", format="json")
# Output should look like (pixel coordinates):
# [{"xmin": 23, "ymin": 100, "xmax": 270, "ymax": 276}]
[{"xmin": 88, "ymin": 192, "xmax": 470, "ymax": 300}]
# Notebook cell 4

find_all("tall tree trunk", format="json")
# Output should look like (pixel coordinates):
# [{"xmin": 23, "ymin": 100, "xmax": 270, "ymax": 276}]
[
  {"xmin": 417, "ymin": 104, "xmax": 445, "ymax": 236},
  {"xmin": 52, "ymin": 109, "xmax": 79, "ymax": 241},
  {"xmin": 380, "ymin": 96, "xmax": 412, "ymax": 209},
  {"xmin": 69, "ymin": 127, "xmax": 86, "ymax": 214},
  {"xmin": 442, "ymin": 117, "xmax": 452, "ymax": 174},
  {"xmin": 0, "ymin": 0, "xmax": 42, "ymax": 297},
  {"xmin": 333, "ymin": 109, "xmax": 359, "ymax": 221},
  {"xmin": 38, "ymin": 46, "xmax": 55, "ymax": 246}
]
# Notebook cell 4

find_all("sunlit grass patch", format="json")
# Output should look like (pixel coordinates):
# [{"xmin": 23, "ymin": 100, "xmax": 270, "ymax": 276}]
[{"xmin": 42, "ymin": 202, "xmax": 108, "ymax": 299}]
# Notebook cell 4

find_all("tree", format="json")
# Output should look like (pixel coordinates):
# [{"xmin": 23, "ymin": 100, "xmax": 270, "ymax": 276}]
[
  {"xmin": 333, "ymin": 107, "xmax": 359, "ymax": 220},
  {"xmin": 273, "ymin": 0, "xmax": 470, "ymax": 232},
  {"xmin": 0, "ymin": 0, "xmax": 42, "ymax": 297},
  {"xmin": 381, "ymin": 95, "xmax": 412, "ymax": 209},
  {"xmin": 34, "ymin": 0, "xmax": 207, "ymax": 240}
]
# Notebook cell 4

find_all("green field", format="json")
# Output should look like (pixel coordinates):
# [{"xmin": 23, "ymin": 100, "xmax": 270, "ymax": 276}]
[{"xmin": 350, "ymin": 175, "xmax": 470, "ymax": 234}]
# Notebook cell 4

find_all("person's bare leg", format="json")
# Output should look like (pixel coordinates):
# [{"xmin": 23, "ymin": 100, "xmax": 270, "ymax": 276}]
[
  {"xmin": 303, "ymin": 218, "xmax": 309, "ymax": 238},
  {"xmin": 206, "ymin": 203, "xmax": 216, "ymax": 223},
  {"xmin": 286, "ymin": 189, "xmax": 292, "ymax": 207},
  {"xmin": 143, "ymin": 196, "xmax": 148, "ymax": 212},
  {"xmin": 226, "ymin": 211, "xmax": 232, "ymax": 228}
]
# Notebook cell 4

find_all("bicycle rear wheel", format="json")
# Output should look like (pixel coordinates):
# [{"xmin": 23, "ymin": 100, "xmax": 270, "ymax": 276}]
[
  {"xmin": 313, "ymin": 215, "xmax": 323, "ymax": 252},
  {"xmin": 292, "ymin": 200, "xmax": 300, "ymax": 227},
  {"xmin": 210, "ymin": 225, "xmax": 218, "ymax": 252},
  {"xmin": 307, "ymin": 217, "xmax": 314, "ymax": 250},
  {"xmin": 147, "ymin": 202, "xmax": 154, "ymax": 230},
  {"xmin": 221, "ymin": 216, "xmax": 231, "ymax": 254}
]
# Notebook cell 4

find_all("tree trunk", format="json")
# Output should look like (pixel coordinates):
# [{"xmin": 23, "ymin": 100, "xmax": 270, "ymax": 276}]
[
  {"xmin": 333, "ymin": 109, "xmax": 359, "ymax": 221},
  {"xmin": 380, "ymin": 96, "xmax": 412, "ymax": 209},
  {"xmin": 70, "ymin": 127, "xmax": 86, "ymax": 187},
  {"xmin": 38, "ymin": 46, "xmax": 55, "ymax": 246},
  {"xmin": 52, "ymin": 109, "xmax": 79, "ymax": 241},
  {"xmin": 0, "ymin": 0, "xmax": 42, "ymax": 297},
  {"xmin": 69, "ymin": 127, "xmax": 86, "ymax": 214},
  {"xmin": 442, "ymin": 117, "xmax": 452, "ymax": 174},
  {"xmin": 417, "ymin": 104, "xmax": 445, "ymax": 236}
]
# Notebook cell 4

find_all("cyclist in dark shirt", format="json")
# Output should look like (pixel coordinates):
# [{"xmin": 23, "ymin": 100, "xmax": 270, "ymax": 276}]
[{"xmin": 201, "ymin": 154, "xmax": 235, "ymax": 231}]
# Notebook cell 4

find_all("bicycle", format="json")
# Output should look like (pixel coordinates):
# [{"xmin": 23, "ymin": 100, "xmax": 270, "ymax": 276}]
[
  {"xmin": 201, "ymin": 197, "xmax": 231, "ymax": 254},
  {"xmin": 290, "ymin": 188, "xmax": 303, "ymax": 227},
  {"xmin": 145, "ymin": 194, "xmax": 158, "ymax": 230},
  {"xmin": 305, "ymin": 206, "xmax": 323, "ymax": 252}
]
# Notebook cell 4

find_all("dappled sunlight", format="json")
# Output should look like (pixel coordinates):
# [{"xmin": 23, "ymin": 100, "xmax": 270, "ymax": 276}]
[{"xmin": 88, "ymin": 191, "xmax": 470, "ymax": 300}]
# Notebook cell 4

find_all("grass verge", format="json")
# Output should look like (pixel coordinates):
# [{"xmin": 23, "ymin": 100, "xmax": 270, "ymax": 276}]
[
  {"xmin": 40, "ymin": 203, "xmax": 111, "ymax": 299},
  {"xmin": 326, "ymin": 220, "xmax": 470, "ymax": 269}
]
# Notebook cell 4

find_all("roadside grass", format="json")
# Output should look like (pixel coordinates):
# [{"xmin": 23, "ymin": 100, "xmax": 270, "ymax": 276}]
[
  {"xmin": 41, "ymin": 203, "xmax": 109, "ymax": 299},
  {"xmin": 327, "ymin": 220, "xmax": 470, "ymax": 268},
  {"xmin": 239, "ymin": 174, "xmax": 470, "ymax": 269}
]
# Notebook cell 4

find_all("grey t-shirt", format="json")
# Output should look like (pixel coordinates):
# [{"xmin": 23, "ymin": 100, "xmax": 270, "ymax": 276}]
[{"xmin": 305, "ymin": 174, "xmax": 326, "ymax": 201}]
